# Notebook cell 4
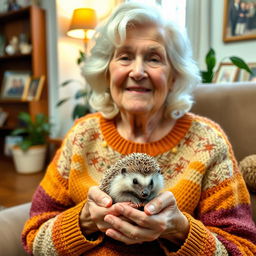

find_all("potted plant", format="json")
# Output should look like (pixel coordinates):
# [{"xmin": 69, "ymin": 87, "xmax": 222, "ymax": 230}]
[
  {"xmin": 11, "ymin": 112, "xmax": 51, "ymax": 174},
  {"xmin": 57, "ymin": 50, "xmax": 92, "ymax": 120},
  {"xmin": 201, "ymin": 48, "xmax": 253, "ymax": 83}
]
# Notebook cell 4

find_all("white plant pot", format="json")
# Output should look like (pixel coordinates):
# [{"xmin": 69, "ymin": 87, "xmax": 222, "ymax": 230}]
[{"xmin": 12, "ymin": 145, "xmax": 47, "ymax": 174}]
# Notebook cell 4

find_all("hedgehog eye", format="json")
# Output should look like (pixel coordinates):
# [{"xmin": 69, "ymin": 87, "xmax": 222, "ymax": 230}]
[
  {"xmin": 133, "ymin": 178, "xmax": 138, "ymax": 184},
  {"xmin": 150, "ymin": 179, "xmax": 154, "ymax": 186},
  {"xmin": 121, "ymin": 168, "xmax": 127, "ymax": 175}
]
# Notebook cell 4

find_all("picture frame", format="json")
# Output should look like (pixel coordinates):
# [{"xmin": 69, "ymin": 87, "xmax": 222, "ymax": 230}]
[
  {"xmin": 0, "ymin": 70, "xmax": 31, "ymax": 100},
  {"xmin": 24, "ymin": 75, "xmax": 45, "ymax": 101},
  {"xmin": 223, "ymin": 0, "xmax": 256, "ymax": 42},
  {"xmin": 0, "ymin": 108, "xmax": 8, "ymax": 127},
  {"xmin": 4, "ymin": 135, "xmax": 23, "ymax": 156},
  {"xmin": 238, "ymin": 63, "xmax": 256, "ymax": 81},
  {"xmin": 214, "ymin": 63, "xmax": 239, "ymax": 83}
]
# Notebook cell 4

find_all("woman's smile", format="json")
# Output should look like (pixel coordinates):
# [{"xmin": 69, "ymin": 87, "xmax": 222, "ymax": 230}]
[{"xmin": 125, "ymin": 86, "xmax": 152, "ymax": 93}]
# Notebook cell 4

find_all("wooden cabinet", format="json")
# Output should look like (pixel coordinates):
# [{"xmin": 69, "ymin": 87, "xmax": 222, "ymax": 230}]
[{"xmin": 0, "ymin": 6, "xmax": 48, "ymax": 154}]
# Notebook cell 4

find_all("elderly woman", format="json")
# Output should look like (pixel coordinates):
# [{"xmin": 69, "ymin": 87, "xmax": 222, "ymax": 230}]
[{"xmin": 22, "ymin": 2, "xmax": 256, "ymax": 256}]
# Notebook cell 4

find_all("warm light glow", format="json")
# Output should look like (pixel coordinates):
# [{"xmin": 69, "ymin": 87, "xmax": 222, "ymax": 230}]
[
  {"xmin": 67, "ymin": 29, "xmax": 95, "ymax": 39},
  {"xmin": 67, "ymin": 8, "xmax": 97, "ymax": 40}
]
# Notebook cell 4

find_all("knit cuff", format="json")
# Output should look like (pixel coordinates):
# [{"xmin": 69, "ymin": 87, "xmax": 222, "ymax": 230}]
[
  {"xmin": 159, "ymin": 212, "xmax": 209, "ymax": 256},
  {"xmin": 52, "ymin": 201, "xmax": 104, "ymax": 255}
]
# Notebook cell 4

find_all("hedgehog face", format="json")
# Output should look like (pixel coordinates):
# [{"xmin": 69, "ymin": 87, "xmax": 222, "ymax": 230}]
[
  {"xmin": 108, "ymin": 167, "xmax": 164, "ymax": 204},
  {"xmin": 100, "ymin": 153, "xmax": 164, "ymax": 205}
]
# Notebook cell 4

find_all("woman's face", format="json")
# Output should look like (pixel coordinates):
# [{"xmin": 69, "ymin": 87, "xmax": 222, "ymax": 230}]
[{"xmin": 108, "ymin": 25, "xmax": 174, "ymax": 117}]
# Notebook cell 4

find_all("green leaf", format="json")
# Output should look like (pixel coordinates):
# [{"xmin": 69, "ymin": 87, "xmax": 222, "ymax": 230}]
[
  {"xmin": 35, "ymin": 113, "xmax": 47, "ymax": 125},
  {"xmin": 75, "ymin": 90, "xmax": 88, "ymax": 99},
  {"xmin": 201, "ymin": 70, "xmax": 214, "ymax": 83},
  {"xmin": 77, "ymin": 50, "xmax": 86, "ymax": 65},
  {"xmin": 12, "ymin": 111, "xmax": 51, "ymax": 151},
  {"xmin": 230, "ymin": 56, "xmax": 253, "ymax": 74},
  {"xmin": 11, "ymin": 128, "xmax": 27, "ymax": 136},
  {"xmin": 205, "ymin": 48, "xmax": 216, "ymax": 72},
  {"xmin": 18, "ymin": 112, "xmax": 31, "ymax": 124},
  {"xmin": 19, "ymin": 140, "xmax": 32, "ymax": 152},
  {"xmin": 60, "ymin": 79, "xmax": 75, "ymax": 86},
  {"xmin": 72, "ymin": 104, "xmax": 89, "ymax": 120},
  {"xmin": 56, "ymin": 97, "xmax": 71, "ymax": 107}
]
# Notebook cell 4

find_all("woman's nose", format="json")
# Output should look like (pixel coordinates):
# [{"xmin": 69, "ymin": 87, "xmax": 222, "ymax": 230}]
[{"xmin": 129, "ymin": 59, "xmax": 148, "ymax": 80}]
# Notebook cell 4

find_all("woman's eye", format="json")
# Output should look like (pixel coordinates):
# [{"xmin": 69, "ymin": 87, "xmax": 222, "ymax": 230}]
[
  {"xmin": 118, "ymin": 54, "xmax": 131, "ymax": 62},
  {"xmin": 148, "ymin": 55, "xmax": 161, "ymax": 64},
  {"xmin": 150, "ymin": 58, "xmax": 160, "ymax": 62}
]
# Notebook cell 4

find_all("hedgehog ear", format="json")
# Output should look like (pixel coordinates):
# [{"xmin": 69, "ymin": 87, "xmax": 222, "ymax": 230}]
[{"xmin": 121, "ymin": 167, "xmax": 127, "ymax": 175}]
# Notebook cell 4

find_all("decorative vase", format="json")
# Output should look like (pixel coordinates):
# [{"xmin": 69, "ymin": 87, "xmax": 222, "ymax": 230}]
[{"xmin": 12, "ymin": 145, "xmax": 47, "ymax": 174}]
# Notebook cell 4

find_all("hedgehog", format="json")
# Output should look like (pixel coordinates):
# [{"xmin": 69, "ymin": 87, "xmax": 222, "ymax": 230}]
[{"xmin": 99, "ymin": 153, "xmax": 164, "ymax": 207}]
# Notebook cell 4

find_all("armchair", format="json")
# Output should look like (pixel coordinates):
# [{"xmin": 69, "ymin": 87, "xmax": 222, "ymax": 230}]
[{"xmin": 0, "ymin": 82, "xmax": 255, "ymax": 255}]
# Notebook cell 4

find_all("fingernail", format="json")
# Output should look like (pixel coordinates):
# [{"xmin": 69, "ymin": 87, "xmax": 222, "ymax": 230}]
[
  {"xmin": 102, "ymin": 197, "xmax": 111, "ymax": 206},
  {"xmin": 147, "ymin": 204, "xmax": 155, "ymax": 214}
]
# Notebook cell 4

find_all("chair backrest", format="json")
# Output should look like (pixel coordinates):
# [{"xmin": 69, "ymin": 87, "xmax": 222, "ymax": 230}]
[{"xmin": 191, "ymin": 82, "xmax": 256, "ymax": 161}]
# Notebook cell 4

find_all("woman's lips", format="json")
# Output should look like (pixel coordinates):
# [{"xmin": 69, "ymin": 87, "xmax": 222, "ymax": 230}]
[{"xmin": 126, "ymin": 87, "xmax": 151, "ymax": 92}]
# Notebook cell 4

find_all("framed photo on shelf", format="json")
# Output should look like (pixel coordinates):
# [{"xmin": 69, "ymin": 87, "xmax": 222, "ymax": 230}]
[
  {"xmin": 214, "ymin": 63, "xmax": 239, "ymax": 83},
  {"xmin": 4, "ymin": 136, "xmax": 23, "ymax": 156},
  {"xmin": 0, "ymin": 108, "xmax": 8, "ymax": 127},
  {"xmin": 0, "ymin": 70, "xmax": 31, "ymax": 100},
  {"xmin": 238, "ymin": 63, "xmax": 256, "ymax": 81},
  {"xmin": 223, "ymin": 0, "xmax": 256, "ymax": 42},
  {"xmin": 24, "ymin": 75, "xmax": 45, "ymax": 101}
]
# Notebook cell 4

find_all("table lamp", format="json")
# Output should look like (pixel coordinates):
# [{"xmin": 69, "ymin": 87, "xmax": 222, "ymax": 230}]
[{"xmin": 67, "ymin": 8, "xmax": 97, "ymax": 43}]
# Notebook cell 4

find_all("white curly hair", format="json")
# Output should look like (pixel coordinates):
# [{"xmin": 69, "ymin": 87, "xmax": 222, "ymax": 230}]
[{"xmin": 82, "ymin": 2, "xmax": 201, "ymax": 119}]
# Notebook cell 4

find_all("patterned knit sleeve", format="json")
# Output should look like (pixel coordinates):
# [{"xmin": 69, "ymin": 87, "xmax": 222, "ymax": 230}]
[
  {"xmin": 160, "ymin": 120, "xmax": 256, "ymax": 256},
  {"xmin": 21, "ymin": 125, "xmax": 104, "ymax": 255}
]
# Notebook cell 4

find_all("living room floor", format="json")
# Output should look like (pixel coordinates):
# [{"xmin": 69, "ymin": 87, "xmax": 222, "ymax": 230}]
[{"xmin": 0, "ymin": 156, "xmax": 44, "ymax": 207}]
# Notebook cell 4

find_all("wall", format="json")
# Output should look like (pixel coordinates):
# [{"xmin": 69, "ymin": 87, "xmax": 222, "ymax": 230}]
[
  {"xmin": 211, "ymin": 0, "xmax": 256, "ymax": 65},
  {"xmin": 55, "ymin": 0, "xmax": 122, "ymax": 137}
]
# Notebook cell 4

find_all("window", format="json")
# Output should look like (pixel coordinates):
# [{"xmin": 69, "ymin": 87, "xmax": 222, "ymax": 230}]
[{"xmin": 127, "ymin": 0, "xmax": 186, "ymax": 28}]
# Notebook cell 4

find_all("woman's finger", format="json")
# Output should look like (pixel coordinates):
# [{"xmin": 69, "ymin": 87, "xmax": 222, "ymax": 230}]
[
  {"xmin": 144, "ymin": 191, "xmax": 176, "ymax": 215},
  {"xmin": 104, "ymin": 214, "xmax": 158, "ymax": 243},
  {"xmin": 105, "ymin": 228, "xmax": 140, "ymax": 245},
  {"xmin": 88, "ymin": 186, "xmax": 112, "ymax": 207}
]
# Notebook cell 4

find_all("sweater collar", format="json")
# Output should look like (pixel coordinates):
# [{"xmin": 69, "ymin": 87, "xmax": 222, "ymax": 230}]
[{"xmin": 100, "ymin": 113, "xmax": 193, "ymax": 156}]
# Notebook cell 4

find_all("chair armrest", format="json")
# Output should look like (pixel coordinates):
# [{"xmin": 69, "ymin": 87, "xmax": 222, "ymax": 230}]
[{"xmin": 0, "ymin": 203, "xmax": 31, "ymax": 256}]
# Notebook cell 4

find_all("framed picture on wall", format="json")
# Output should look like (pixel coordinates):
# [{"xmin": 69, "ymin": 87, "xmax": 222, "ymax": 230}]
[
  {"xmin": 223, "ymin": 0, "xmax": 256, "ymax": 42},
  {"xmin": 0, "ymin": 70, "xmax": 31, "ymax": 100},
  {"xmin": 238, "ymin": 63, "xmax": 256, "ymax": 81},
  {"xmin": 214, "ymin": 63, "xmax": 239, "ymax": 83}
]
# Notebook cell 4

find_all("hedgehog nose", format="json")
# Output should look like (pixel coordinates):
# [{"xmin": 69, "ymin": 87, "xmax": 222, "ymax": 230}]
[{"xmin": 141, "ymin": 189, "xmax": 149, "ymax": 198}]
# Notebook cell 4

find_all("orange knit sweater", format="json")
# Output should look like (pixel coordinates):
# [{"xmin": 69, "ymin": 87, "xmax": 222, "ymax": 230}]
[{"xmin": 22, "ymin": 112, "xmax": 256, "ymax": 256}]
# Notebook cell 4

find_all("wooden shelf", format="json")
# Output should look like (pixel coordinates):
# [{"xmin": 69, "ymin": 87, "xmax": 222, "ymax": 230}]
[
  {"xmin": 0, "ymin": 6, "xmax": 48, "ymax": 156},
  {"xmin": 0, "ymin": 99, "xmax": 29, "ymax": 103},
  {"xmin": 0, "ymin": 53, "xmax": 31, "ymax": 60},
  {"xmin": 0, "ymin": 7, "xmax": 30, "ymax": 22}
]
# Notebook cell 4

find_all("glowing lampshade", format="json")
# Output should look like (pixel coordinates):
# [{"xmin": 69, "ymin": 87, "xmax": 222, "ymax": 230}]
[{"xmin": 67, "ymin": 8, "xmax": 97, "ymax": 40}]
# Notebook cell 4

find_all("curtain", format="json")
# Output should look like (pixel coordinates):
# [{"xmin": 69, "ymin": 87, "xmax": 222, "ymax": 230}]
[{"xmin": 186, "ymin": 0, "xmax": 211, "ymax": 69}]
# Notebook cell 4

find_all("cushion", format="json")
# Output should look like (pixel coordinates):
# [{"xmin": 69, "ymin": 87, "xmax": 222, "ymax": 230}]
[{"xmin": 239, "ymin": 154, "xmax": 256, "ymax": 193}]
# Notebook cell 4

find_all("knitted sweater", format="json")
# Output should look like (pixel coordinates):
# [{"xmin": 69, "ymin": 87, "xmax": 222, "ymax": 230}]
[{"xmin": 22, "ymin": 112, "xmax": 256, "ymax": 256}]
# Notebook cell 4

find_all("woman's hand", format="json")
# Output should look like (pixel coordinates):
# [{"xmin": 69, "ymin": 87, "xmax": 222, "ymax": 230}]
[
  {"xmin": 104, "ymin": 191, "xmax": 190, "ymax": 245},
  {"xmin": 79, "ymin": 186, "xmax": 114, "ymax": 235}
]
